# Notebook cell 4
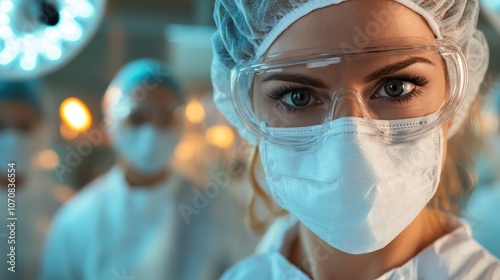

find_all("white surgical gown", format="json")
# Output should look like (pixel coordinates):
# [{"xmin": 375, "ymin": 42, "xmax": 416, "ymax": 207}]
[
  {"xmin": 0, "ymin": 173, "xmax": 63, "ymax": 280},
  {"xmin": 41, "ymin": 165, "xmax": 249, "ymax": 280},
  {"xmin": 222, "ymin": 215, "xmax": 500, "ymax": 279}
]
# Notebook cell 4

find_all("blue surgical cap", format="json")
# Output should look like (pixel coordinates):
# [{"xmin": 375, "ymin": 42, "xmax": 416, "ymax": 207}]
[
  {"xmin": 0, "ymin": 80, "xmax": 42, "ymax": 115},
  {"xmin": 102, "ymin": 59, "xmax": 184, "ymax": 124},
  {"xmin": 109, "ymin": 58, "xmax": 184, "ymax": 103}
]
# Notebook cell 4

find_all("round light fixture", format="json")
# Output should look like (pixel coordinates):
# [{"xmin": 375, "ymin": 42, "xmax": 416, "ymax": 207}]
[{"xmin": 0, "ymin": 0, "xmax": 106, "ymax": 80}]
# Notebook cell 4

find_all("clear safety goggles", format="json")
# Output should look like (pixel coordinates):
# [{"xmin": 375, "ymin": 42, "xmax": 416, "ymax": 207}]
[{"xmin": 230, "ymin": 39, "xmax": 468, "ymax": 146}]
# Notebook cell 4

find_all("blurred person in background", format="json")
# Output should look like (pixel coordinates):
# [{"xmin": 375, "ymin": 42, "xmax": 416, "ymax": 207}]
[
  {"xmin": 463, "ymin": 79, "xmax": 500, "ymax": 258},
  {"xmin": 41, "ymin": 59, "xmax": 253, "ymax": 280},
  {"xmin": 0, "ymin": 80, "xmax": 66, "ymax": 280}
]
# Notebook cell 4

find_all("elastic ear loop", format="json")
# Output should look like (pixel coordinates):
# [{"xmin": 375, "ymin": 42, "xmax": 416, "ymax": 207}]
[{"xmin": 246, "ymin": 146, "xmax": 288, "ymax": 233}]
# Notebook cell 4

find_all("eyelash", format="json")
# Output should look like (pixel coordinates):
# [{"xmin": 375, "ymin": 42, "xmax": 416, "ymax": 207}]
[
  {"xmin": 267, "ymin": 85, "xmax": 315, "ymax": 114},
  {"xmin": 374, "ymin": 74, "xmax": 430, "ymax": 104},
  {"xmin": 266, "ymin": 74, "xmax": 430, "ymax": 113}
]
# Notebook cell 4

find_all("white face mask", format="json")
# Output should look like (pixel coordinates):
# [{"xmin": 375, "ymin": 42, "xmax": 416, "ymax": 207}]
[
  {"xmin": 260, "ymin": 115, "xmax": 444, "ymax": 254},
  {"xmin": 0, "ymin": 129, "xmax": 37, "ymax": 176},
  {"xmin": 112, "ymin": 123, "xmax": 181, "ymax": 175}
]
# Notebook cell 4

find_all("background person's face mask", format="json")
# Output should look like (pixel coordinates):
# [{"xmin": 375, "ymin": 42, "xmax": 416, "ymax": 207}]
[
  {"xmin": 260, "ymin": 115, "xmax": 444, "ymax": 254},
  {"xmin": 112, "ymin": 123, "xmax": 180, "ymax": 175},
  {"xmin": 0, "ymin": 129, "xmax": 37, "ymax": 177}
]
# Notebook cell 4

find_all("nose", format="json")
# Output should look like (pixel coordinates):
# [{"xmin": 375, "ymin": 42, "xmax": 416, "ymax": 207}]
[{"xmin": 331, "ymin": 92, "xmax": 366, "ymax": 119}]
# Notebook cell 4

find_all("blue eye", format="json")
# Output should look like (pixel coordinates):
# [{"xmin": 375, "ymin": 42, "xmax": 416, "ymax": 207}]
[
  {"xmin": 378, "ymin": 80, "xmax": 415, "ymax": 97},
  {"xmin": 266, "ymin": 86, "xmax": 323, "ymax": 114},
  {"xmin": 283, "ymin": 90, "xmax": 313, "ymax": 107}
]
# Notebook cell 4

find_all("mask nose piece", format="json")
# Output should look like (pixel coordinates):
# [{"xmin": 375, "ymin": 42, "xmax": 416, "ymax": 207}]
[{"xmin": 330, "ymin": 91, "xmax": 367, "ymax": 120}]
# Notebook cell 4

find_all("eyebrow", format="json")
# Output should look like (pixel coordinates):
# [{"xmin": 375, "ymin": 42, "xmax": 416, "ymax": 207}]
[
  {"xmin": 261, "ymin": 57, "xmax": 434, "ymax": 87},
  {"xmin": 364, "ymin": 57, "xmax": 435, "ymax": 83},
  {"xmin": 262, "ymin": 73, "xmax": 328, "ymax": 88}
]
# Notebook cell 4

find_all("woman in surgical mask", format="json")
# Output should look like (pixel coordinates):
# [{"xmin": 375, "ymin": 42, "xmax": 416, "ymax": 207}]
[
  {"xmin": 42, "ymin": 59, "xmax": 239, "ymax": 280},
  {"xmin": 0, "ymin": 80, "xmax": 65, "ymax": 280},
  {"xmin": 211, "ymin": 0, "xmax": 500, "ymax": 279}
]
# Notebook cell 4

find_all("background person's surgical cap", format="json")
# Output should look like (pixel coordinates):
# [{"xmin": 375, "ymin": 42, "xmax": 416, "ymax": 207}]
[
  {"xmin": 102, "ymin": 58, "xmax": 184, "ymax": 123},
  {"xmin": 211, "ymin": 0, "xmax": 490, "ymax": 144},
  {"xmin": 0, "ymin": 80, "xmax": 42, "ymax": 115}
]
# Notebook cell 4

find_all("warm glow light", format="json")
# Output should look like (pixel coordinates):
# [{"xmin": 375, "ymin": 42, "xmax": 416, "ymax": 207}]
[
  {"xmin": 60, "ymin": 123, "xmax": 79, "ymax": 140},
  {"xmin": 175, "ymin": 141, "xmax": 194, "ymax": 161},
  {"xmin": 36, "ymin": 149, "xmax": 60, "ymax": 170},
  {"xmin": 206, "ymin": 125, "xmax": 234, "ymax": 148},
  {"xmin": 185, "ymin": 100, "xmax": 205, "ymax": 123},
  {"xmin": 60, "ymin": 97, "xmax": 92, "ymax": 132}
]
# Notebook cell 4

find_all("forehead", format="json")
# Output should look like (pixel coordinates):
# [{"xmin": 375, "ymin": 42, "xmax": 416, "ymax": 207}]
[
  {"xmin": 130, "ymin": 86, "xmax": 179, "ymax": 110},
  {"xmin": 266, "ymin": 0, "xmax": 436, "ymax": 56}
]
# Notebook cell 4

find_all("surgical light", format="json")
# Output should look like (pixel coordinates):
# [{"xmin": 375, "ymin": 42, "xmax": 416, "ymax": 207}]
[{"xmin": 0, "ymin": 0, "xmax": 105, "ymax": 80}]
